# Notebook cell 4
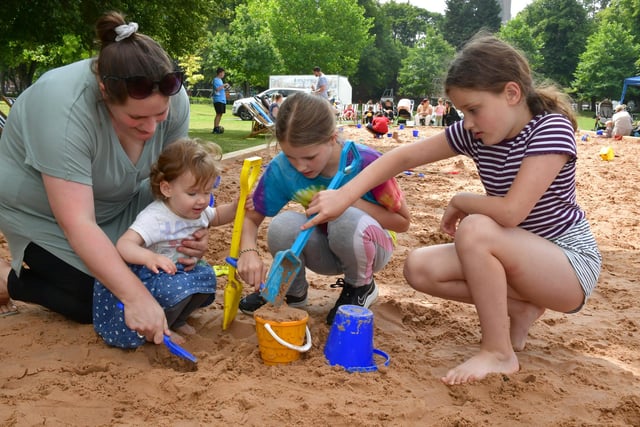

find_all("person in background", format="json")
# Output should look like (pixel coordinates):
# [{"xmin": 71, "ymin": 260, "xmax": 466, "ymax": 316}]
[
  {"xmin": 94, "ymin": 138, "xmax": 238, "ymax": 348},
  {"xmin": 416, "ymin": 98, "xmax": 433, "ymax": 126},
  {"xmin": 342, "ymin": 104, "xmax": 355, "ymax": 121},
  {"xmin": 269, "ymin": 93, "xmax": 283, "ymax": 121},
  {"xmin": 304, "ymin": 34, "xmax": 601, "ymax": 385},
  {"xmin": 0, "ymin": 11, "xmax": 208, "ymax": 344},
  {"xmin": 366, "ymin": 111, "xmax": 390, "ymax": 138},
  {"xmin": 311, "ymin": 66, "xmax": 329, "ymax": 100},
  {"xmin": 434, "ymin": 97, "xmax": 445, "ymax": 126},
  {"xmin": 396, "ymin": 98, "xmax": 413, "ymax": 123},
  {"xmin": 363, "ymin": 105, "xmax": 375, "ymax": 124},
  {"xmin": 212, "ymin": 67, "xmax": 229, "ymax": 134},
  {"xmin": 236, "ymin": 92, "xmax": 410, "ymax": 325},
  {"xmin": 443, "ymin": 100, "xmax": 462, "ymax": 126},
  {"xmin": 609, "ymin": 104, "xmax": 633, "ymax": 138}
]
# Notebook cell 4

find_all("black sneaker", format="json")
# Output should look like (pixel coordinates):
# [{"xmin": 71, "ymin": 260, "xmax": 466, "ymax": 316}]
[
  {"xmin": 239, "ymin": 291, "xmax": 308, "ymax": 315},
  {"xmin": 326, "ymin": 278, "xmax": 378, "ymax": 325}
]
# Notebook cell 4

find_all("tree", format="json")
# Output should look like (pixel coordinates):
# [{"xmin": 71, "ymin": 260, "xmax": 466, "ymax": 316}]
[
  {"xmin": 209, "ymin": 0, "xmax": 373, "ymax": 93},
  {"xmin": 265, "ymin": 0, "xmax": 372, "ymax": 76},
  {"xmin": 397, "ymin": 27, "xmax": 455, "ymax": 98},
  {"xmin": 498, "ymin": 15, "xmax": 545, "ymax": 72},
  {"xmin": 0, "ymin": 1, "xmax": 214, "ymax": 93},
  {"xmin": 380, "ymin": 1, "xmax": 443, "ymax": 47},
  {"xmin": 201, "ymin": 2, "xmax": 281, "ymax": 95},
  {"xmin": 443, "ymin": 0, "xmax": 502, "ymax": 49},
  {"xmin": 572, "ymin": 21, "xmax": 640, "ymax": 102},
  {"xmin": 351, "ymin": 0, "xmax": 404, "ymax": 102},
  {"xmin": 518, "ymin": 0, "xmax": 591, "ymax": 88}
]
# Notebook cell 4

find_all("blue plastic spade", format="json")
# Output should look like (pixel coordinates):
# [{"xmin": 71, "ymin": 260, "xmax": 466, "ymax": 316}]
[
  {"xmin": 260, "ymin": 141, "xmax": 361, "ymax": 307},
  {"xmin": 116, "ymin": 302, "xmax": 197, "ymax": 363}
]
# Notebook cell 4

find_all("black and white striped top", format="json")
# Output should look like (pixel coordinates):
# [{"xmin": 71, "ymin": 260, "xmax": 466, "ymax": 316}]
[{"xmin": 445, "ymin": 113, "xmax": 584, "ymax": 239}]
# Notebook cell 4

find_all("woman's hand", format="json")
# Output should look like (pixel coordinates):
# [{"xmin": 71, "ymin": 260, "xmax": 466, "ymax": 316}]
[
  {"xmin": 121, "ymin": 294, "xmax": 170, "ymax": 344},
  {"xmin": 177, "ymin": 228, "xmax": 209, "ymax": 271}
]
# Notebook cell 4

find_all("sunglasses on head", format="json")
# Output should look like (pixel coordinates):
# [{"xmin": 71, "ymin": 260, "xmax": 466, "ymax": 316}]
[{"xmin": 102, "ymin": 71, "xmax": 184, "ymax": 99}]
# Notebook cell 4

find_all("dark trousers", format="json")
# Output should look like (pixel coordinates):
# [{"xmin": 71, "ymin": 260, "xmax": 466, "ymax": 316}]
[{"xmin": 7, "ymin": 243, "xmax": 94, "ymax": 323}]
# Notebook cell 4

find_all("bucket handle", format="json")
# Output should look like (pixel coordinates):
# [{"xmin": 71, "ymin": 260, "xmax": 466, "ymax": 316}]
[{"xmin": 264, "ymin": 323, "xmax": 312, "ymax": 353}]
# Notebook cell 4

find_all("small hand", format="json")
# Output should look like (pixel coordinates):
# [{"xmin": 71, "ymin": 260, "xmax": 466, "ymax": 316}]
[
  {"xmin": 236, "ymin": 251, "xmax": 268, "ymax": 292},
  {"xmin": 440, "ymin": 203, "xmax": 467, "ymax": 237},
  {"xmin": 303, "ymin": 189, "xmax": 347, "ymax": 230},
  {"xmin": 146, "ymin": 254, "xmax": 177, "ymax": 275}
]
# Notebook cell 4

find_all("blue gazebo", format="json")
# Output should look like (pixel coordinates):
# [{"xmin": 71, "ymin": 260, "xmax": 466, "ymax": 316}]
[{"xmin": 619, "ymin": 76, "xmax": 640, "ymax": 104}]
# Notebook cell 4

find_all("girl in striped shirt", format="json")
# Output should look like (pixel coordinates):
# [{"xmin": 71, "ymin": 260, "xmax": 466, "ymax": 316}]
[{"xmin": 304, "ymin": 34, "xmax": 601, "ymax": 385}]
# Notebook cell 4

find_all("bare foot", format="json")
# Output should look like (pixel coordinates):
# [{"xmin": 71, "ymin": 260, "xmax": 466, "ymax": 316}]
[
  {"xmin": 441, "ymin": 350, "xmax": 519, "ymax": 385},
  {"xmin": 0, "ymin": 259, "xmax": 18, "ymax": 316},
  {"xmin": 174, "ymin": 323, "xmax": 196, "ymax": 336},
  {"xmin": 509, "ymin": 299, "xmax": 545, "ymax": 351}
]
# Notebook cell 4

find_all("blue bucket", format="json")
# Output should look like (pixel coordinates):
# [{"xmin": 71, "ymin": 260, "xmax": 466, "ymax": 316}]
[{"xmin": 324, "ymin": 305, "xmax": 390, "ymax": 372}]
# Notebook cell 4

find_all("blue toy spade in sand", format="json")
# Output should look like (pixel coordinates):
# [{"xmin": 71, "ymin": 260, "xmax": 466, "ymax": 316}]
[
  {"xmin": 260, "ymin": 141, "xmax": 362, "ymax": 307},
  {"xmin": 116, "ymin": 302, "xmax": 197, "ymax": 363}
]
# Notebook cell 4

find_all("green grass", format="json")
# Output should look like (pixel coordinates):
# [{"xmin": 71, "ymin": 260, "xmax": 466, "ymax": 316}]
[
  {"xmin": 576, "ymin": 110, "xmax": 598, "ymax": 131},
  {"xmin": 188, "ymin": 101, "xmax": 274, "ymax": 154}
]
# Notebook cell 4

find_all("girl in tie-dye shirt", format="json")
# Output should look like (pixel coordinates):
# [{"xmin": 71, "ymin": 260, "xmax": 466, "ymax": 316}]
[{"xmin": 236, "ymin": 92, "xmax": 410, "ymax": 325}]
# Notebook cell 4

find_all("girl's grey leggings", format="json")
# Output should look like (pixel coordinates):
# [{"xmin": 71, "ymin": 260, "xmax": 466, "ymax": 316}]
[{"xmin": 267, "ymin": 207, "xmax": 395, "ymax": 297}]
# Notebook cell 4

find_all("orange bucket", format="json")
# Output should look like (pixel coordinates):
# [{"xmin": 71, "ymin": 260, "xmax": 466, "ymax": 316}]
[{"xmin": 254, "ymin": 306, "xmax": 311, "ymax": 365}]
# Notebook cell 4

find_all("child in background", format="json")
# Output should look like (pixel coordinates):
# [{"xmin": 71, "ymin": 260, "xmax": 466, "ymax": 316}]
[
  {"xmin": 366, "ymin": 111, "xmax": 390, "ymax": 138},
  {"xmin": 434, "ymin": 97, "xmax": 445, "ymax": 126},
  {"xmin": 269, "ymin": 93, "xmax": 283, "ymax": 121},
  {"xmin": 342, "ymin": 104, "xmax": 355, "ymax": 121},
  {"xmin": 94, "ymin": 138, "xmax": 239, "ymax": 348},
  {"xmin": 304, "ymin": 34, "xmax": 601, "ymax": 385},
  {"xmin": 235, "ymin": 92, "xmax": 410, "ymax": 325},
  {"xmin": 416, "ymin": 98, "xmax": 433, "ymax": 126},
  {"xmin": 443, "ymin": 100, "xmax": 462, "ymax": 126},
  {"xmin": 363, "ymin": 106, "xmax": 375, "ymax": 124}
]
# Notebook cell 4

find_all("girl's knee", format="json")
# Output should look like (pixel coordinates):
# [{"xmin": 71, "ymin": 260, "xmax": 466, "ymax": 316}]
[
  {"xmin": 267, "ymin": 212, "xmax": 306, "ymax": 251},
  {"xmin": 404, "ymin": 247, "xmax": 435, "ymax": 292},
  {"xmin": 455, "ymin": 214, "xmax": 496, "ymax": 249}
]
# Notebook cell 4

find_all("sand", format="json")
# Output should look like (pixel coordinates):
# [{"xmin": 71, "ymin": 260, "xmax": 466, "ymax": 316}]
[{"xmin": 1, "ymin": 125, "xmax": 639, "ymax": 426}]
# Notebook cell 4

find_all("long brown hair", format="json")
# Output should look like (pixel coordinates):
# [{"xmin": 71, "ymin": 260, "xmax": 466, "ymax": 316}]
[
  {"xmin": 92, "ymin": 11, "xmax": 175, "ymax": 104},
  {"xmin": 445, "ymin": 33, "xmax": 577, "ymax": 131}
]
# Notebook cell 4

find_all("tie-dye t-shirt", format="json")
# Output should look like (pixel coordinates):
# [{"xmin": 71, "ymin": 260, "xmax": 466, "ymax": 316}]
[{"xmin": 252, "ymin": 141, "xmax": 403, "ymax": 217}]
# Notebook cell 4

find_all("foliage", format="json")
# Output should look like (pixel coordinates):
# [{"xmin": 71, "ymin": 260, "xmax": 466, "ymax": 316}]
[
  {"xmin": 350, "ymin": 0, "xmax": 404, "ymax": 102},
  {"xmin": 397, "ymin": 27, "xmax": 455, "ymax": 98},
  {"xmin": 202, "ymin": 0, "xmax": 372, "ymax": 95},
  {"xmin": 265, "ymin": 0, "xmax": 372, "ymax": 76},
  {"xmin": 178, "ymin": 55, "xmax": 206, "ymax": 92},
  {"xmin": 1, "ymin": 0, "xmax": 214, "ymax": 93},
  {"xmin": 2, "ymin": 0, "xmax": 640, "ymax": 114},
  {"xmin": 380, "ymin": 1, "xmax": 443, "ymax": 47},
  {"xmin": 201, "ymin": 2, "xmax": 281, "ymax": 94},
  {"xmin": 572, "ymin": 21, "xmax": 640, "ymax": 101},
  {"xmin": 443, "ymin": 0, "xmax": 502, "ymax": 49},
  {"xmin": 498, "ymin": 16, "xmax": 545, "ymax": 71},
  {"xmin": 598, "ymin": 0, "xmax": 640, "ymax": 47},
  {"xmin": 518, "ymin": 0, "xmax": 591, "ymax": 88}
]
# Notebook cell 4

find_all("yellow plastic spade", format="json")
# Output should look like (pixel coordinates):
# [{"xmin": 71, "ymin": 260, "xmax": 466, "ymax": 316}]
[{"xmin": 223, "ymin": 156, "xmax": 262, "ymax": 330}]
